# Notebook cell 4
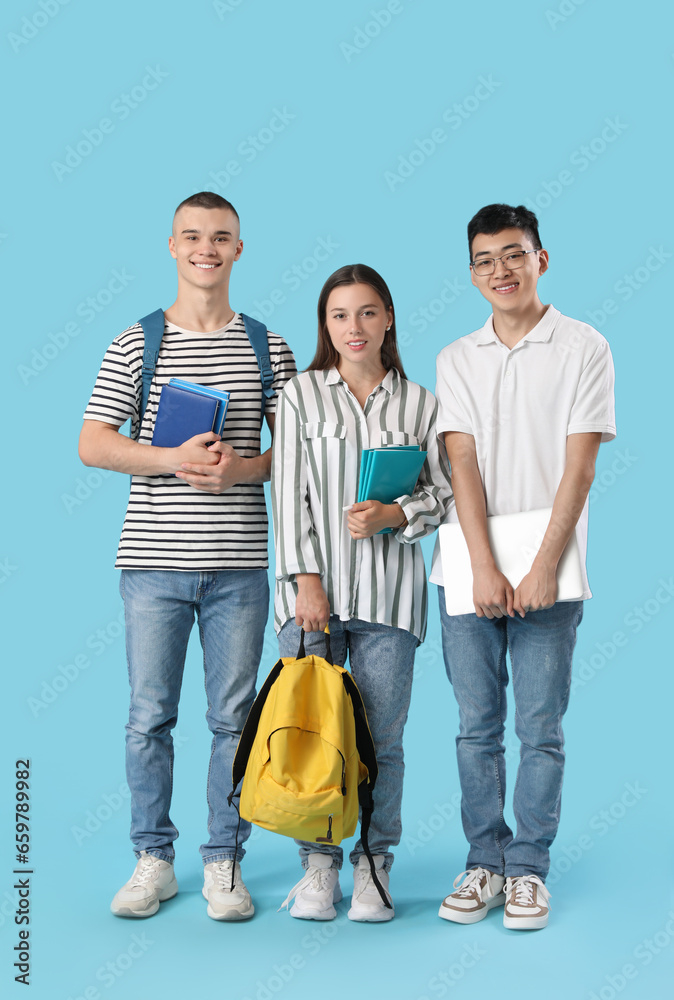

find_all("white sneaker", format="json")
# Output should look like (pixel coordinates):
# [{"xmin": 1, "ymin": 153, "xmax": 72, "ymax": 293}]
[
  {"xmin": 503, "ymin": 875, "xmax": 551, "ymax": 930},
  {"xmin": 279, "ymin": 853, "xmax": 341, "ymax": 920},
  {"xmin": 439, "ymin": 867, "xmax": 505, "ymax": 924},
  {"xmin": 348, "ymin": 855, "xmax": 394, "ymax": 922},
  {"xmin": 110, "ymin": 852, "xmax": 178, "ymax": 918},
  {"xmin": 203, "ymin": 860, "xmax": 254, "ymax": 921}
]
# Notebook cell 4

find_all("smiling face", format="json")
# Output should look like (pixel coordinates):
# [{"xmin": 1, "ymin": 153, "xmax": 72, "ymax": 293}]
[
  {"xmin": 324, "ymin": 283, "xmax": 393, "ymax": 373},
  {"xmin": 168, "ymin": 205, "xmax": 242, "ymax": 292},
  {"xmin": 469, "ymin": 227, "xmax": 548, "ymax": 317}
]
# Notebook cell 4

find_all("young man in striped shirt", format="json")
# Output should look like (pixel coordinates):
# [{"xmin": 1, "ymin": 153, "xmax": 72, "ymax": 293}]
[
  {"xmin": 79, "ymin": 192, "xmax": 297, "ymax": 921},
  {"xmin": 431, "ymin": 204, "xmax": 615, "ymax": 930}
]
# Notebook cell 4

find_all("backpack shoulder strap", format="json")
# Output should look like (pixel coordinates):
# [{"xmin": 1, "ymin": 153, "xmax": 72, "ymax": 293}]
[
  {"xmin": 230, "ymin": 657, "xmax": 285, "ymax": 797},
  {"xmin": 241, "ymin": 313, "xmax": 274, "ymax": 420},
  {"xmin": 342, "ymin": 670, "xmax": 391, "ymax": 910},
  {"xmin": 135, "ymin": 309, "xmax": 165, "ymax": 437},
  {"xmin": 341, "ymin": 671, "xmax": 378, "ymax": 789}
]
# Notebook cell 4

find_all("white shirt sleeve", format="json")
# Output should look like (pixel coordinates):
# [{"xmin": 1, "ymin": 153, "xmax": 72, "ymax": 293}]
[
  {"xmin": 435, "ymin": 347, "xmax": 474, "ymax": 437},
  {"xmin": 567, "ymin": 336, "xmax": 616, "ymax": 442}
]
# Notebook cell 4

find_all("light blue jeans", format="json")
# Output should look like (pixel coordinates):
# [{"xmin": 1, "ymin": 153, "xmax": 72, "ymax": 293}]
[
  {"xmin": 120, "ymin": 568, "xmax": 269, "ymax": 864},
  {"xmin": 438, "ymin": 589, "xmax": 583, "ymax": 881},
  {"xmin": 277, "ymin": 616, "xmax": 418, "ymax": 873}
]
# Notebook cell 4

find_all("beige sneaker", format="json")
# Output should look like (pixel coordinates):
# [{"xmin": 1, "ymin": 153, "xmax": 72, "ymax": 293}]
[
  {"xmin": 279, "ymin": 853, "xmax": 342, "ymax": 920},
  {"xmin": 111, "ymin": 852, "xmax": 178, "ymax": 918},
  {"xmin": 439, "ymin": 867, "xmax": 505, "ymax": 923},
  {"xmin": 348, "ymin": 855, "xmax": 394, "ymax": 922},
  {"xmin": 203, "ymin": 860, "xmax": 254, "ymax": 921},
  {"xmin": 503, "ymin": 875, "xmax": 550, "ymax": 930}
]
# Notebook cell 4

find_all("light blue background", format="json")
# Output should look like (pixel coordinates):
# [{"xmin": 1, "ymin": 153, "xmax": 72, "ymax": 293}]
[{"xmin": 2, "ymin": 1, "xmax": 672, "ymax": 998}]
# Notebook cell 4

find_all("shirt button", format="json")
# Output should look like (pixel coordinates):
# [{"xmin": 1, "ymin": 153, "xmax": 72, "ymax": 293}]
[{"xmin": 505, "ymin": 370, "xmax": 512, "ymax": 376}]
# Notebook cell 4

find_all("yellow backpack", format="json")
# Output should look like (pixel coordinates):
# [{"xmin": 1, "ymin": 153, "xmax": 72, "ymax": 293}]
[{"xmin": 229, "ymin": 629, "xmax": 390, "ymax": 908}]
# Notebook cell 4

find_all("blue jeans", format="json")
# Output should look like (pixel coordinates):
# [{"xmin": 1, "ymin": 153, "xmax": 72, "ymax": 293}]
[
  {"xmin": 120, "ymin": 568, "xmax": 269, "ymax": 864},
  {"xmin": 277, "ymin": 617, "xmax": 418, "ymax": 873},
  {"xmin": 438, "ymin": 589, "xmax": 583, "ymax": 881}
]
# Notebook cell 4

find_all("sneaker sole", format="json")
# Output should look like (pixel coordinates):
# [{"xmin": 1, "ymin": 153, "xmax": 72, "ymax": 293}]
[
  {"xmin": 438, "ymin": 891, "xmax": 505, "ymax": 924},
  {"xmin": 289, "ymin": 885, "xmax": 342, "ymax": 921},
  {"xmin": 347, "ymin": 904, "xmax": 394, "ymax": 922},
  {"xmin": 205, "ymin": 902, "xmax": 255, "ymax": 921},
  {"xmin": 503, "ymin": 911, "xmax": 548, "ymax": 930},
  {"xmin": 202, "ymin": 888, "xmax": 255, "ymax": 921},
  {"xmin": 111, "ymin": 880, "xmax": 178, "ymax": 918}
]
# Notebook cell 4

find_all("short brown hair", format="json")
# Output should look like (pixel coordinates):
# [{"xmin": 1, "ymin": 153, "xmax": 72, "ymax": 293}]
[{"xmin": 174, "ymin": 191, "xmax": 239, "ymax": 224}]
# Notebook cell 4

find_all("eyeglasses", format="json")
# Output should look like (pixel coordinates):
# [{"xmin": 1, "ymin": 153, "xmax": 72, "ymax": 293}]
[{"xmin": 470, "ymin": 249, "xmax": 540, "ymax": 276}]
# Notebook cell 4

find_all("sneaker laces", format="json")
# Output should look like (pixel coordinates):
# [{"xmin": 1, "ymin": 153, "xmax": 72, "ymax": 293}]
[
  {"xmin": 209, "ymin": 860, "xmax": 238, "ymax": 892},
  {"xmin": 506, "ymin": 875, "xmax": 550, "ymax": 907},
  {"xmin": 452, "ymin": 868, "xmax": 494, "ymax": 899},
  {"xmin": 352, "ymin": 866, "xmax": 375, "ymax": 901},
  {"xmin": 131, "ymin": 855, "xmax": 165, "ymax": 887},
  {"xmin": 278, "ymin": 865, "xmax": 334, "ymax": 911}
]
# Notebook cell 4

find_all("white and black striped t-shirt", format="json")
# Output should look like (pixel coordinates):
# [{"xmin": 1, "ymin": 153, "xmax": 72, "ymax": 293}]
[{"xmin": 83, "ymin": 314, "xmax": 297, "ymax": 571}]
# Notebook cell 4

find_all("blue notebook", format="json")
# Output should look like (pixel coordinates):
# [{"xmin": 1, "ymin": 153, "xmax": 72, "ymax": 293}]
[
  {"xmin": 167, "ymin": 379, "xmax": 230, "ymax": 435},
  {"xmin": 152, "ymin": 381, "xmax": 230, "ymax": 448},
  {"xmin": 357, "ymin": 446, "xmax": 427, "ymax": 533}
]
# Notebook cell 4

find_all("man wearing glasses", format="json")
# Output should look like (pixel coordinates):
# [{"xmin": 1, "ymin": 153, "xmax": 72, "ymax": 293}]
[{"xmin": 430, "ymin": 204, "xmax": 615, "ymax": 930}]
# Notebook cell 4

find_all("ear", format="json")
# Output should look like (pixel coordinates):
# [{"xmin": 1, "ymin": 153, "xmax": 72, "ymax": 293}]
[
  {"xmin": 234, "ymin": 238, "xmax": 243, "ymax": 261},
  {"xmin": 537, "ymin": 249, "xmax": 549, "ymax": 276},
  {"xmin": 168, "ymin": 235, "xmax": 177, "ymax": 260},
  {"xmin": 470, "ymin": 263, "xmax": 479, "ymax": 289}
]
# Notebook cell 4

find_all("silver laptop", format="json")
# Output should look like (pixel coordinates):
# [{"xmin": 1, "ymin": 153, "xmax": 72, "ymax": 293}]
[{"xmin": 439, "ymin": 508, "xmax": 585, "ymax": 616}]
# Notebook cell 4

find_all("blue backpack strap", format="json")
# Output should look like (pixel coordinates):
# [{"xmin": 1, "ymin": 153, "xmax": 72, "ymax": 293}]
[
  {"xmin": 241, "ymin": 313, "xmax": 274, "ymax": 421},
  {"xmin": 135, "ymin": 309, "xmax": 165, "ymax": 438}
]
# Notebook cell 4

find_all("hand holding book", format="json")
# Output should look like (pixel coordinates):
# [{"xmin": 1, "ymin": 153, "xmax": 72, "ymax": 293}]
[
  {"xmin": 354, "ymin": 445, "xmax": 427, "ymax": 534},
  {"xmin": 346, "ymin": 500, "xmax": 406, "ymax": 539}
]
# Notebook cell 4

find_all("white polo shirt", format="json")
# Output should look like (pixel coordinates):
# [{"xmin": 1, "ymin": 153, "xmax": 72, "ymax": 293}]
[{"xmin": 429, "ymin": 305, "xmax": 616, "ymax": 597}]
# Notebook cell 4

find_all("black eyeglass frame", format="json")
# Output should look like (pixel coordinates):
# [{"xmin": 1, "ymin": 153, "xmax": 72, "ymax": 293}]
[{"xmin": 469, "ymin": 248, "xmax": 541, "ymax": 275}]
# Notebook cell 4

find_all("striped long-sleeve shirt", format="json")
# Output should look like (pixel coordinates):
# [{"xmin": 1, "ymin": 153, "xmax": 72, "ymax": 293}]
[{"xmin": 271, "ymin": 368, "xmax": 454, "ymax": 641}]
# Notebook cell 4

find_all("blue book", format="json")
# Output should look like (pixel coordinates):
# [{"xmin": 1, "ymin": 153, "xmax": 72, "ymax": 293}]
[
  {"xmin": 356, "ymin": 446, "xmax": 427, "ymax": 534},
  {"xmin": 167, "ymin": 379, "xmax": 230, "ymax": 435},
  {"xmin": 152, "ymin": 383, "xmax": 220, "ymax": 448}
]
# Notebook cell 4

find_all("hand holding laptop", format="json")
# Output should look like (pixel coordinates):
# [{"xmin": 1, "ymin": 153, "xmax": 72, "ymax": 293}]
[{"xmin": 439, "ymin": 508, "xmax": 585, "ymax": 616}]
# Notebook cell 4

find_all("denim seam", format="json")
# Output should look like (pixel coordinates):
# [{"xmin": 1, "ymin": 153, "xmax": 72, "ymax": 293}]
[
  {"xmin": 198, "ymin": 611, "xmax": 214, "ymax": 819},
  {"xmin": 492, "ymin": 626, "xmax": 509, "ymax": 870},
  {"xmin": 134, "ymin": 849, "xmax": 174, "ymax": 864},
  {"xmin": 164, "ymin": 740, "xmax": 175, "ymax": 840},
  {"xmin": 202, "ymin": 851, "xmax": 242, "ymax": 865}
]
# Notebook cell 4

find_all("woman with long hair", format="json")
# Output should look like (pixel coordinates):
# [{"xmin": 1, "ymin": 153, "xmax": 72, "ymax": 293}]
[{"xmin": 271, "ymin": 264, "xmax": 453, "ymax": 922}]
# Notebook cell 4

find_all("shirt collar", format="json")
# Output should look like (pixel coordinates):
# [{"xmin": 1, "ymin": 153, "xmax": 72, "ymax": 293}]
[
  {"xmin": 324, "ymin": 367, "xmax": 399, "ymax": 394},
  {"xmin": 472, "ymin": 305, "xmax": 560, "ymax": 347}
]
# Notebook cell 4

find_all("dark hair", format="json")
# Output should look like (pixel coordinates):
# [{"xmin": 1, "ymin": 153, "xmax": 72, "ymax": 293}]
[
  {"xmin": 467, "ymin": 203, "xmax": 541, "ymax": 259},
  {"xmin": 174, "ymin": 191, "xmax": 240, "ymax": 223},
  {"xmin": 306, "ymin": 264, "xmax": 408, "ymax": 379}
]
